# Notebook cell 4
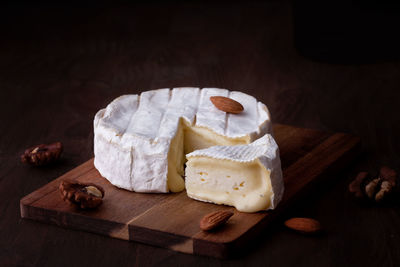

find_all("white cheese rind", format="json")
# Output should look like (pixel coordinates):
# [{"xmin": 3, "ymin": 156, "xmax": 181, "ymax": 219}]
[
  {"xmin": 94, "ymin": 88, "xmax": 274, "ymax": 193},
  {"xmin": 185, "ymin": 134, "xmax": 284, "ymax": 211}
]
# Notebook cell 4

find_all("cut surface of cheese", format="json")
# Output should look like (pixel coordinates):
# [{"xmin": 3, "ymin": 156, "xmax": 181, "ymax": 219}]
[
  {"xmin": 94, "ymin": 88, "xmax": 273, "ymax": 193},
  {"xmin": 185, "ymin": 134, "xmax": 284, "ymax": 212}
]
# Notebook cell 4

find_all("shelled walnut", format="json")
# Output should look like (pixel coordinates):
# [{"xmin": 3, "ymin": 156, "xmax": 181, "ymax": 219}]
[
  {"xmin": 59, "ymin": 180, "xmax": 105, "ymax": 209},
  {"xmin": 21, "ymin": 142, "xmax": 63, "ymax": 166},
  {"xmin": 349, "ymin": 166, "xmax": 397, "ymax": 202}
]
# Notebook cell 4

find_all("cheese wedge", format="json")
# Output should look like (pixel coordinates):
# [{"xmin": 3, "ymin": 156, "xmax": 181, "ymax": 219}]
[{"xmin": 185, "ymin": 134, "xmax": 284, "ymax": 212}]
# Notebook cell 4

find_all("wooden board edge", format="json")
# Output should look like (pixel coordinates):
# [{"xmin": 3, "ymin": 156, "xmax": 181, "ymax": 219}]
[
  {"xmin": 128, "ymin": 223, "xmax": 238, "ymax": 258},
  {"xmin": 129, "ymin": 225, "xmax": 194, "ymax": 254},
  {"xmin": 20, "ymin": 202, "xmax": 130, "ymax": 241}
]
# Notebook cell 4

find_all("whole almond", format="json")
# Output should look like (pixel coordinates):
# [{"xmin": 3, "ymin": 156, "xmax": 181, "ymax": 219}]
[
  {"xmin": 210, "ymin": 96, "xmax": 244, "ymax": 114},
  {"xmin": 200, "ymin": 210, "xmax": 234, "ymax": 231},
  {"xmin": 284, "ymin": 217, "xmax": 321, "ymax": 234}
]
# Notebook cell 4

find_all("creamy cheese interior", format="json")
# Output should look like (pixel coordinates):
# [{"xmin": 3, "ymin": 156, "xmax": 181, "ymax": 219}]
[
  {"xmin": 166, "ymin": 118, "xmax": 249, "ymax": 192},
  {"xmin": 185, "ymin": 157, "xmax": 272, "ymax": 212}
]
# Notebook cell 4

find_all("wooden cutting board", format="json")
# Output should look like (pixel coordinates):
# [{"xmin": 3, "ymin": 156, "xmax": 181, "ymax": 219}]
[{"xmin": 20, "ymin": 124, "xmax": 360, "ymax": 258}]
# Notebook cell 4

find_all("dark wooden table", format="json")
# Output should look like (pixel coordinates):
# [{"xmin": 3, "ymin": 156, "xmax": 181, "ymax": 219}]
[{"xmin": 1, "ymin": 1, "xmax": 400, "ymax": 266}]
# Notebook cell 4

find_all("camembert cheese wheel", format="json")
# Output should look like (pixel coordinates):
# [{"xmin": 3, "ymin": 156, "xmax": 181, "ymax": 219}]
[{"xmin": 93, "ymin": 87, "xmax": 283, "ymax": 212}]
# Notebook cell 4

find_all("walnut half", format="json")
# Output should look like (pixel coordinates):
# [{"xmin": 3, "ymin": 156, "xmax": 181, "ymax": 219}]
[
  {"xmin": 349, "ymin": 166, "xmax": 397, "ymax": 203},
  {"xmin": 21, "ymin": 142, "xmax": 63, "ymax": 166},
  {"xmin": 59, "ymin": 180, "xmax": 105, "ymax": 209}
]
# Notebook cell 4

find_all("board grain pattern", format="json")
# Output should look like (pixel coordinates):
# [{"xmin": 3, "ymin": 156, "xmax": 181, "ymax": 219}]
[{"xmin": 20, "ymin": 124, "xmax": 360, "ymax": 258}]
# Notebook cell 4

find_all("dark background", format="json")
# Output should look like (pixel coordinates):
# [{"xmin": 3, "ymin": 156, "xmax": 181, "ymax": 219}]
[{"xmin": 1, "ymin": 1, "xmax": 400, "ymax": 266}]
